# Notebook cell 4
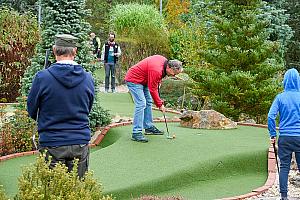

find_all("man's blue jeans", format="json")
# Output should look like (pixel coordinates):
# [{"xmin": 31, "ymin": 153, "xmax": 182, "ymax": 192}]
[
  {"xmin": 126, "ymin": 82, "xmax": 153, "ymax": 134},
  {"xmin": 278, "ymin": 136, "xmax": 300, "ymax": 196}
]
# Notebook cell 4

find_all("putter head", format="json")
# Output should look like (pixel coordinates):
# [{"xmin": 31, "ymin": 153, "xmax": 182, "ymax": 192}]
[
  {"xmin": 166, "ymin": 134, "xmax": 176, "ymax": 139},
  {"xmin": 166, "ymin": 136, "xmax": 173, "ymax": 139}
]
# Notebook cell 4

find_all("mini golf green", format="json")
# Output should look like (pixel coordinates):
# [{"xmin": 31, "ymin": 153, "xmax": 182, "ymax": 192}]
[
  {"xmin": 0, "ymin": 92, "xmax": 270, "ymax": 199},
  {"xmin": 0, "ymin": 124, "xmax": 269, "ymax": 199}
]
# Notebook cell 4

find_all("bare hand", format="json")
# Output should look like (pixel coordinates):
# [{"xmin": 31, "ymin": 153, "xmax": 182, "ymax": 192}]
[
  {"xmin": 159, "ymin": 105, "xmax": 166, "ymax": 113},
  {"xmin": 270, "ymin": 137, "xmax": 276, "ymax": 145}
]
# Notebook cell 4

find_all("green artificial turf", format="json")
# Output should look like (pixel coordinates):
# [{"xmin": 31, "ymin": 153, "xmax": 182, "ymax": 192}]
[
  {"xmin": 97, "ymin": 92, "xmax": 177, "ymax": 118},
  {"xmin": 0, "ymin": 89, "xmax": 270, "ymax": 199},
  {"xmin": 94, "ymin": 65, "xmax": 105, "ymax": 83},
  {"xmin": 0, "ymin": 124, "xmax": 269, "ymax": 200},
  {"xmin": 90, "ymin": 124, "xmax": 269, "ymax": 200},
  {"xmin": 94, "ymin": 64, "xmax": 122, "ymax": 85},
  {"xmin": 0, "ymin": 155, "xmax": 35, "ymax": 197}
]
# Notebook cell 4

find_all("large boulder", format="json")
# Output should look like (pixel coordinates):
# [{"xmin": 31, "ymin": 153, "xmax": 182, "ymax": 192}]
[{"xmin": 179, "ymin": 110, "xmax": 237, "ymax": 129}]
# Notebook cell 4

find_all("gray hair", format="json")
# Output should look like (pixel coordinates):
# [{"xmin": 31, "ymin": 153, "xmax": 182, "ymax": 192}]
[
  {"xmin": 168, "ymin": 60, "xmax": 183, "ymax": 72},
  {"xmin": 53, "ymin": 45, "xmax": 76, "ymax": 56}
]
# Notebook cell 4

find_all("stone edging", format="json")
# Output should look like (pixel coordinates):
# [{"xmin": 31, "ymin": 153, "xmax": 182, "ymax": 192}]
[{"xmin": 0, "ymin": 114, "xmax": 276, "ymax": 200}]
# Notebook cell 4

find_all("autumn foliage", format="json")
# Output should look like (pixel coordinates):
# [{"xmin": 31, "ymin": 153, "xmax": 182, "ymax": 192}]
[{"xmin": 0, "ymin": 7, "xmax": 39, "ymax": 102}]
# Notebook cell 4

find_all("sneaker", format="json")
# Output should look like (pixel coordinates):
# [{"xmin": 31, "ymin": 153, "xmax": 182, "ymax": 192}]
[
  {"xmin": 280, "ymin": 193, "xmax": 288, "ymax": 200},
  {"xmin": 131, "ymin": 133, "xmax": 149, "ymax": 143},
  {"xmin": 112, "ymin": 89, "xmax": 116, "ymax": 93},
  {"xmin": 104, "ymin": 89, "xmax": 109, "ymax": 93},
  {"xmin": 145, "ymin": 126, "xmax": 164, "ymax": 135}
]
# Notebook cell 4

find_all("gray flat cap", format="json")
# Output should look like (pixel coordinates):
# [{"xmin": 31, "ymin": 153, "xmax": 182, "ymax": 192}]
[{"xmin": 55, "ymin": 34, "xmax": 78, "ymax": 47}]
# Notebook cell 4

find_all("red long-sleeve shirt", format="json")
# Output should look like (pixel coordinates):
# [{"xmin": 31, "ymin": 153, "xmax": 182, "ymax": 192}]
[{"xmin": 125, "ymin": 55, "xmax": 167, "ymax": 108}]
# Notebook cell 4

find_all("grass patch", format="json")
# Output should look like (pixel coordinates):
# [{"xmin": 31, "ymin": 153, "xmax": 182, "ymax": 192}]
[{"xmin": 97, "ymin": 92, "xmax": 177, "ymax": 119}]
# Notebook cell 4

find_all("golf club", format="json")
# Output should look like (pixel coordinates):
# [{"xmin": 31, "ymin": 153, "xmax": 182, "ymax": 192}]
[
  {"xmin": 273, "ymin": 142, "xmax": 280, "ymax": 174},
  {"xmin": 163, "ymin": 113, "xmax": 174, "ymax": 139}
]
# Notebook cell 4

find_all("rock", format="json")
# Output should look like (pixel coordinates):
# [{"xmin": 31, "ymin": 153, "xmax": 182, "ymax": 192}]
[
  {"xmin": 291, "ymin": 153, "xmax": 298, "ymax": 170},
  {"xmin": 238, "ymin": 113, "xmax": 256, "ymax": 124},
  {"xmin": 179, "ymin": 110, "xmax": 237, "ymax": 129},
  {"xmin": 239, "ymin": 118, "xmax": 257, "ymax": 124},
  {"xmin": 289, "ymin": 171, "xmax": 300, "ymax": 187},
  {"xmin": 112, "ymin": 115, "xmax": 132, "ymax": 123}
]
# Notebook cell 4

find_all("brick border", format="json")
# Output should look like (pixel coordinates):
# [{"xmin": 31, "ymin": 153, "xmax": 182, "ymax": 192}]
[
  {"xmin": 0, "ymin": 151, "xmax": 38, "ymax": 162},
  {"xmin": 0, "ymin": 112, "xmax": 276, "ymax": 199}
]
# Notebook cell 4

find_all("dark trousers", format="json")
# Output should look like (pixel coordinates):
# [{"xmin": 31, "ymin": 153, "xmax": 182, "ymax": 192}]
[
  {"xmin": 40, "ymin": 144, "xmax": 89, "ymax": 178},
  {"xmin": 104, "ymin": 63, "xmax": 116, "ymax": 91},
  {"xmin": 278, "ymin": 136, "xmax": 300, "ymax": 196}
]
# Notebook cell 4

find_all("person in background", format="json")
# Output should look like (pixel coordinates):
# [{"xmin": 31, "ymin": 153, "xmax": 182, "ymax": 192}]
[
  {"xmin": 100, "ymin": 32, "xmax": 121, "ymax": 93},
  {"xmin": 268, "ymin": 68, "xmax": 300, "ymax": 200},
  {"xmin": 90, "ymin": 32, "xmax": 101, "ymax": 59},
  {"xmin": 125, "ymin": 55, "xmax": 183, "ymax": 143},
  {"xmin": 27, "ymin": 34, "xmax": 95, "ymax": 178}
]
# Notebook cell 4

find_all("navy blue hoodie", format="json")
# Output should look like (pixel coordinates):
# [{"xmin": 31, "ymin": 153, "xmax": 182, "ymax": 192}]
[
  {"xmin": 268, "ymin": 68, "xmax": 300, "ymax": 137},
  {"xmin": 27, "ymin": 61, "xmax": 95, "ymax": 147}
]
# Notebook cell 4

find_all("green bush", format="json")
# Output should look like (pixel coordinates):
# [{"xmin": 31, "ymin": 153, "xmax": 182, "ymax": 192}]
[
  {"xmin": 169, "ymin": 19, "xmax": 206, "ymax": 69},
  {"xmin": 160, "ymin": 78, "xmax": 187, "ymax": 108},
  {"xmin": 0, "ymin": 98, "xmax": 36, "ymax": 156},
  {"xmin": 0, "ymin": 6, "xmax": 39, "ymax": 102},
  {"xmin": 89, "ymin": 96, "xmax": 112, "ymax": 132},
  {"xmin": 15, "ymin": 154, "xmax": 113, "ymax": 200},
  {"xmin": 0, "ymin": 186, "xmax": 7, "ymax": 200},
  {"xmin": 110, "ymin": 3, "xmax": 170, "ymax": 82}
]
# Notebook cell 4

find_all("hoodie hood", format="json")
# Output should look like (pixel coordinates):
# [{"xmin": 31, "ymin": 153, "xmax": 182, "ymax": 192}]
[
  {"xmin": 48, "ymin": 63, "xmax": 86, "ymax": 88},
  {"xmin": 283, "ymin": 68, "xmax": 300, "ymax": 92}
]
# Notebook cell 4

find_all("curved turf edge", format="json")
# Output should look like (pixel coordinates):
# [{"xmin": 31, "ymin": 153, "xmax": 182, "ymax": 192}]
[{"xmin": 102, "ymin": 151, "xmax": 267, "ymax": 199}]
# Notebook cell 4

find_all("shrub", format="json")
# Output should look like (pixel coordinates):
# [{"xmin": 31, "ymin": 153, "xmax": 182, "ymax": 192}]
[
  {"xmin": 165, "ymin": 0, "xmax": 190, "ymax": 29},
  {"xmin": 110, "ymin": 3, "xmax": 170, "ymax": 83},
  {"xmin": 0, "ymin": 98, "xmax": 36, "ymax": 156},
  {"xmin": 15, "ymin": 154, "xmax": 113, "ymax": 200},
  {"xmin": 169, "ymin": 23, "xmax": 206, "ymax": 69},
  {"xmin": 0, "ymin": 185, "xmax": 8, "ymax": 200},
  {"xmin": 89, "ymin": 96, "xmax": 112, "ymax": 132},
  {"xmin": 0, "ymin": 121, "xmax": 14, "ymax": 156},
  {"xmin": 160, "ymin": 78, "xmax": 187, "ymax": 109},
  {"xmin": 0, "ymin": 6, "xmax": 39, "ymax": 102}
]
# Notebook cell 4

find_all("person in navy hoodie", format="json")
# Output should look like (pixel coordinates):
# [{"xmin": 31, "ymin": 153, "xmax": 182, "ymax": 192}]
[
  {"xmin": 268, "ymin": 68, "xmax": 300, "ymax": 200},
  {"xmin": 27, "ymin": 34, "xmax": 95, "ymax": 178}
]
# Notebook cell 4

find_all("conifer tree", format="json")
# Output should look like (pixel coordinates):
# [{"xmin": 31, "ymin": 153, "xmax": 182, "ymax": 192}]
[
  {"xmin": 188, "ymin": 0, "xmax": 283, "ymax": 123},
  {"xmin": 282, "ymin": 0, "xmax": 300, "ymax": 69},
  {"xmin": 21, "ymin": 0, "xmax": 111, "ymax": 129},
  {"xmin": 261, "ymin": 0, "xmax": 293, "ymax": 65}
]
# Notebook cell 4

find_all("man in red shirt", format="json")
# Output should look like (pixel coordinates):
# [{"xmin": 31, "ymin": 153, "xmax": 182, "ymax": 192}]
[{"xmin": 125, "ymin": 55, "xmax": 183, "ymax": 142}]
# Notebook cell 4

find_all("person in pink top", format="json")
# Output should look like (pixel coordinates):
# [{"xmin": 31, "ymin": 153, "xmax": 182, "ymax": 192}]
[{"xmin": 125, "ymin": 55, "xmax": 183, "ymax": 142}]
